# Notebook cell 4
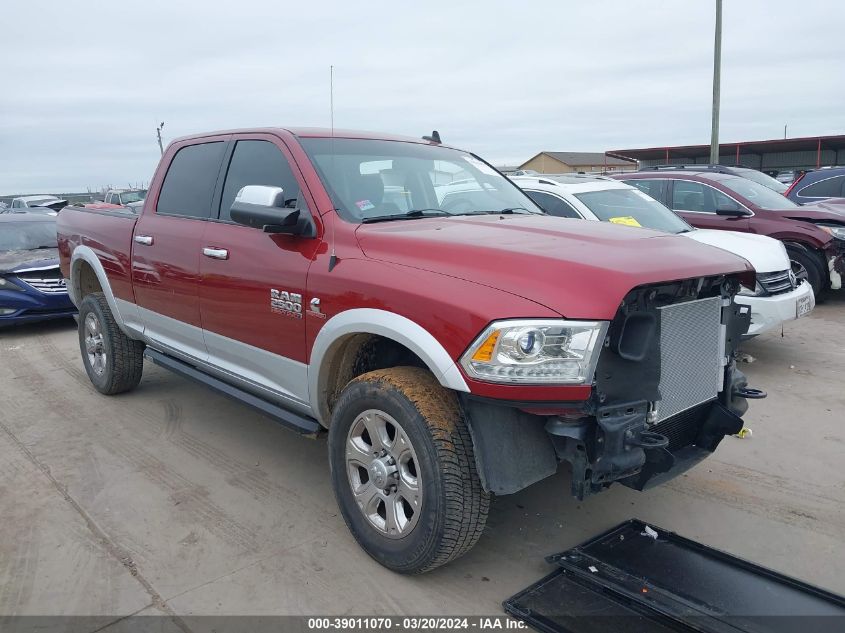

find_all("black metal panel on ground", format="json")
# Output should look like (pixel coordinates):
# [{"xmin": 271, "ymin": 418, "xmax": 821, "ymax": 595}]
[{"xmin": 504, "ymin": 519, "xmax": 845, "ymax": 633}]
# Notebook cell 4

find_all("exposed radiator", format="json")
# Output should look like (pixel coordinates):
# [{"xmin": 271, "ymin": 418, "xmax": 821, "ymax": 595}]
[{"xmin": 655, "ymin": 296, "xmax": 723, "ymax": 422}]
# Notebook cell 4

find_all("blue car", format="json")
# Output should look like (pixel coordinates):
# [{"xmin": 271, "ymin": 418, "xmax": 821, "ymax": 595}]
[
  {"xmin": 786, "ymin": 166, "xmax": 845, "ymax": 204},
  {"xmin": 0, "ymin": 214, "xmax": 77, "ymax": 326}
]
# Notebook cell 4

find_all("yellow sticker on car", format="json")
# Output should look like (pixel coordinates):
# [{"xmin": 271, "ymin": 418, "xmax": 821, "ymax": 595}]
[{"xmin": 608, "ymin": 216, "xmax": 642, "ymax": 227}]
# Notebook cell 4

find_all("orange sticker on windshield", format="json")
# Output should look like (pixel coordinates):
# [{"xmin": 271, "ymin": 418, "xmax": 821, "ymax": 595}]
[{"xmin": 609, "ymin": 216, "xmax": 642, "ymax": 227}]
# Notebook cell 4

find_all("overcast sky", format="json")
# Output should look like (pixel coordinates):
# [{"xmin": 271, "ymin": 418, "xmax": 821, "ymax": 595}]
[{"xmin": 1, "ymin": 0, "xmax": 842, "ymax": 194}]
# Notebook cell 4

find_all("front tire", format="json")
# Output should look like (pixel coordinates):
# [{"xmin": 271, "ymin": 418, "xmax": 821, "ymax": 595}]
[
  {"xmin": 78, "ymin": 292, "xmax": 144, "ymax": 395},
  {"xmin": 328, "ymin": 367, "xmax": 489, "ymax": 574}
]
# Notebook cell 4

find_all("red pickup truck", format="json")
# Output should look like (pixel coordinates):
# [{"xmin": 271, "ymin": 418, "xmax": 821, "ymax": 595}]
[{"xmin": 58, "ymin": 128, "xmax": 761, "ymax": 573}]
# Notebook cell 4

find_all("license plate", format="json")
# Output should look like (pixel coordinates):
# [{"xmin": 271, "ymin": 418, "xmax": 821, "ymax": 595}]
[{"xmin": 797, "ymin": 294, "xmax": 813, "ymax": 318}]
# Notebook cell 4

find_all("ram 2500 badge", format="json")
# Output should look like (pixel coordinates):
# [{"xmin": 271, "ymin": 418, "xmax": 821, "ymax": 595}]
[{"xmin": 58, "ymin": 127, "xmax": 762, "ymax": 573}]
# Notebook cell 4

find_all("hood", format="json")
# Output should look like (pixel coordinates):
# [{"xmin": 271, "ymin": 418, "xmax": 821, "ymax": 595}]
[
  {"xmin": 0, "ymin": 248, "xmax": 60, "ymax": 274},
  {"xmin": 355, "ymin": 215, "xmax": 754, "ymax": 320},
  {"xmin": 777, "ymin": 201, "xmax": 845, "ymax": 223},
  {"xmin": 804, "ymin": 199, "xmax": 845, "ymax": 215},
  {"xmin": 685, "ymin": 229, "xmax": 789, "ymax": 274}
]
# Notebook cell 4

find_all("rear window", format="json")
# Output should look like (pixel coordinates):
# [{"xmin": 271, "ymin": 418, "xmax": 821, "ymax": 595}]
[
  {"xmin": 0, "ymin": 221, "xmax": 58, "ymax": 251},
  {"xmin": 156, "ymin": 142, "xmax": 226, "ymax": 218}
]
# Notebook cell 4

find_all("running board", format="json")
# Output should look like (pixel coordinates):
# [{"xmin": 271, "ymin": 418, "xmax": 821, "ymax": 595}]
[
  {"xmin": 504, "ymin": 519, "xmax": 845, "ymax": 633},
  {"xmin": 144, "ymin": 348, "xmax": 322, "ymax": 436}
]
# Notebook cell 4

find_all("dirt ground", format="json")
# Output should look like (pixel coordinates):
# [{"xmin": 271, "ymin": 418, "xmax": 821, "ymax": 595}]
[{"xmin": 1, "ymin": 294, "xmax": 843, "ymax": 625}]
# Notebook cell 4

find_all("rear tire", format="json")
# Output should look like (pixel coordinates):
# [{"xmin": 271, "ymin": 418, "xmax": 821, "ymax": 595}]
[
  {"xmin": 78, "ymin": 292, "xmax": 144, "ymax": 395},
  {"xmin": 328, "ymin": 366, "xmax": 489, "ymax": 574},
  {"xmin": 786, "ymin": 246, "xmax": 825, "ymax": 297}
]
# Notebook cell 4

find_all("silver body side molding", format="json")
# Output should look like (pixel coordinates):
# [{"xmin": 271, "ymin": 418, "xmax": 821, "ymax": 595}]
[
  {"xmin": 309, "ymin": 308, "xmax": 470, "ymax": 424},
  {"xmin": 129, "ymin": 302, "xmax": 313, "ymax": 417}
]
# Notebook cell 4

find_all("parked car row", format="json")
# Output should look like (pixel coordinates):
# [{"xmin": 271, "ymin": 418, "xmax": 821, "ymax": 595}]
[
  {"xmin": 616, "ymin": 168, "xmax": 845, "ymax": 296},
  {"xmin": 513, "ymin": 175, "xmax": 814, "ymax": 337}
]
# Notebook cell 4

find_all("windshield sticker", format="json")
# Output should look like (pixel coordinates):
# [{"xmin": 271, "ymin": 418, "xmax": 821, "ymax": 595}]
[
  {"xmin": 355, "ymin": 199, "xmax": 375, "ymax": 211},
  {"xmin": 463, "ymin": 156, "xmax": 499, "ymax": 177},
  {"xmin": 609, "ymin": 216, "xmax": 642, "ymax": 227}
]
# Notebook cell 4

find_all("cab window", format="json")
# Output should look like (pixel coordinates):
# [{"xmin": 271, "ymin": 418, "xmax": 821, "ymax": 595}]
[
  {"xmin": 157, "ymin": 141, "xmax": 226, "ymax": 219},
  {"xmin": 218, "ymin": 140, "xmax": 301, "ymax": 221}
]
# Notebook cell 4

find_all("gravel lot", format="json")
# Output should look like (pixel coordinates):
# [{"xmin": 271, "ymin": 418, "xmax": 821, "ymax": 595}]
[{"xmin": 1, "ymin": 294, "xmax": 843, "ymax": 624}]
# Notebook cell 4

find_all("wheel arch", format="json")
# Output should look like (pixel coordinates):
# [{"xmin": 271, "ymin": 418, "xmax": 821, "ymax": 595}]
[
  {"xmin": 309, "ymin": 308, "xmax": 470, "ymax": 426},
  {"xmin": 69, "ymin": 246, "xmax": 142, "ymax": 336}
]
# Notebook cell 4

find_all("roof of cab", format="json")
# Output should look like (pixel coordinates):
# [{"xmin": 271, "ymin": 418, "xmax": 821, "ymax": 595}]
[{"xmin": 171, "ymin": 127, "xmax": 457, "ymax": 149}]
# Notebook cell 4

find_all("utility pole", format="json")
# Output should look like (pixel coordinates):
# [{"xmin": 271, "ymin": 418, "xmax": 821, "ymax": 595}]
[
  {"xmin": 709, "ymin": 0, "xmax": 722, "ymax": 165},
  {"xmin": 156, "ymin": 121, "xmax": 165, "ymax": 155},
  {"xmin": 784, "ymin": 123, "xmax": 787, "ymax": 139}
]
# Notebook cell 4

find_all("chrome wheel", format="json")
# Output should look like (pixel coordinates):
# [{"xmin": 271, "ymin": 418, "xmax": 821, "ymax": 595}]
[
  {"xmin": 84, "ymin": 313, "xmax": 107, "ymax": 376},
  {"xmin": 345, "ymin": 409, "xmax": 421, "ymax": 539}
]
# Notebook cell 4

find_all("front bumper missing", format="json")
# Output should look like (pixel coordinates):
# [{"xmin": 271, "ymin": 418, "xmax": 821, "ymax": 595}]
[{"xmin": 546, "ymin": 397, "xmax": 745, "ymax": 499}]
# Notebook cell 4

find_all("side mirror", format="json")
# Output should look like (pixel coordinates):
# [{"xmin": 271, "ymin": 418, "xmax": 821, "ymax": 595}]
[
  {"xmin": 715, "ymin": 201, "xmax": 749, "ymax": 217},
  {"xmin": 230, "ymin": 185, "xmax": 306, "ymax": 235}
]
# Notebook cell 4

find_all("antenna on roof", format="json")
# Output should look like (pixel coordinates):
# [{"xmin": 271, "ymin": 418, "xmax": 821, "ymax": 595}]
[
  {"xmin": 328, "ymin": 65, "xmax": 339, "ymax": 272},
  {"xmin": 422, "ymin": 130, "xmax": 441, "ymax": 144}
]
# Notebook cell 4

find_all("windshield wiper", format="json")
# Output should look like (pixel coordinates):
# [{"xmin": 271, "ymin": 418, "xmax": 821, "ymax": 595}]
[
  {"xmin": 361, "ymin": 209, "xmax": 453, "ymax": 224},
  {"xmin": 470, "ymin": 207, "xmax": 540, "ymax": 215}
]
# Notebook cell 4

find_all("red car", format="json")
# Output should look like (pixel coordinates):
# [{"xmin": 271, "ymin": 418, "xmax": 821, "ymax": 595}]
[
  {"xmin": 58, "ymin": 127, "xmax": 760, "ymax": 573},
  {"xmin": 617, "ymin": 168, "xmax": 845, "ymax": 296}
]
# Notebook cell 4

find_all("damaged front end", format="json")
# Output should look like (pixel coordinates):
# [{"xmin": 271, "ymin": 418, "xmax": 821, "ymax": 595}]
[{"xmin": 546, "ymin": 275, "xmax": 763, "ymax": 499}]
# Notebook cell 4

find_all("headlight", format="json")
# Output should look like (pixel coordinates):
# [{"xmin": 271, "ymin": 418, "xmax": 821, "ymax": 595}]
[
  {"xmin": 0, "ymin": 277, "xmax": 23, "ymax": 291},
  {"xmin": 818, "ymin": 224, "xmax": 845, "ymax": 240},
  {"xmin": 738, "ymin": 281, "xmax": 764, "ymax": 296},
  {"xmin": 460, "ymin": 319, "xmax": 608, "ymax": 384}
]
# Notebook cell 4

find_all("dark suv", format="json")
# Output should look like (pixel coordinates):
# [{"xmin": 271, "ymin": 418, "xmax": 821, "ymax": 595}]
[
  {"xmin": 785, "ymin": 166, "xmax": 845, "ymax": 205},
  {"xmin": 617, "ymin": 169, "xmax": 845, "ymax": 296}
]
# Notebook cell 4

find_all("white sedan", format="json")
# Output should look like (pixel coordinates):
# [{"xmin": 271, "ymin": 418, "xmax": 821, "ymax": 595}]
[{"xmin": 513, "ymin": 175, "xmax": 815, "ymax": 337}]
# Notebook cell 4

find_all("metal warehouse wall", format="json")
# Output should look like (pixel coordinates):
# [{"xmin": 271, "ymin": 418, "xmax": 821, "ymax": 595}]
[{"xmin": 639, "ymin": 149, "xmax": 845, "ymax": 171}]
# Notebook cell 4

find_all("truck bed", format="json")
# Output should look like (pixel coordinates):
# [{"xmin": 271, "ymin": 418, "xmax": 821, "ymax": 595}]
[{"xmin": 57, "ymin": 205, "xmax": 138, "ymax": 304}]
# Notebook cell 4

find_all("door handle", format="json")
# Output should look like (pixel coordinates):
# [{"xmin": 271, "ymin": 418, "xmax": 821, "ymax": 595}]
[
  {"xmin": 134, "ymin": 235, "xmax": 153, "ymax": 246},
  {"xmin": 202, "ymin": 247, "xmax": 229, "ymax": 260}
]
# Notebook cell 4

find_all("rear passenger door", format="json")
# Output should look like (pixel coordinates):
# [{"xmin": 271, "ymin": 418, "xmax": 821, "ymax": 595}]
[
  {"xmin": 131, "ymin": 137, "xmax": 228, "ymax": 359},
  {"xmin": 198, "ymin": 135, "xmax": 320, "ymax": 412}
]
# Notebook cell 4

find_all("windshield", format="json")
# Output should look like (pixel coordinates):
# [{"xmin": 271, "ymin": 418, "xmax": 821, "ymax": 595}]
[
  {"xmin": 574, "ymin": 187, "xmax": 693, "ymax": 234},
  {"xmin": 720, "ymin": 177, "xmax": 797, "ymax": 209},
  {"xmin": 0, "ymin": 221, "xmax": 58, "ymax": 251},
  {"xmin": 299, "ymin": 138, "xmax": 543, "ymax": 222},
  {"xmin": 119, "ymin": 191, "xmax": 146, "ymax": 203},
  {"xmin": 735, "ymin": 169, "xmax": 788, "ymax": 194}
]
